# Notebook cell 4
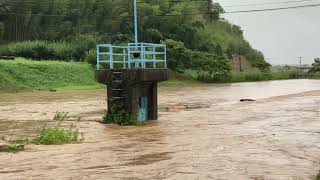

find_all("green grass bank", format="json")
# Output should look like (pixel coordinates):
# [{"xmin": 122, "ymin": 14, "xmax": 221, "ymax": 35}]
[
  {"xmin": 0, "ymin": 59, "xmax": 319, "ymax": 92},
  {"xmin": 0, "ymin": 58, "xmax": 103, "ymax": 92}
]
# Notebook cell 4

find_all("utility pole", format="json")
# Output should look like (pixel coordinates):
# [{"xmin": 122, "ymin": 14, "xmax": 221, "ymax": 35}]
[
  {"xmin": 239, "ymin": 55, "xmax": 242, "ymax": 72},
  {"xmin": 207, "ymin": 0, "xmax": 214, "ymax": 22},
  {"xmin": 15, "ymin": 14, "xmax": 18, "ymax": 41},
  {"xmin": 238, "ymin": 47, "xmax": 242, "ymax": 72},
  {"xmin": 134, "ymin": 0, "xmax": 138, "ymax": 45},
  {"xmin": 299, "ymin": 56, "xmax": 302, "ymax": 69}
]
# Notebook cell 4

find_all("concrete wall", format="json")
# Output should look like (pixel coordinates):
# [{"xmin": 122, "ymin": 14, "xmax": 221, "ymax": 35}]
[{"xmin": 96, "ymin": 69, "xmax": 168, "ymax": 121}]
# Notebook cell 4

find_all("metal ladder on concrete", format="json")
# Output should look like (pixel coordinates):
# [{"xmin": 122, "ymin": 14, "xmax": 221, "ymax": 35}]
[{"xmin": 110, "ymin": 71, "xmax": 125, "ymax": 112}]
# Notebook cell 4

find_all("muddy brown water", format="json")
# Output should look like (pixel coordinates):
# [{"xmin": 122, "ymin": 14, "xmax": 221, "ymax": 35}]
[{"xmin": 1, "ymin": 79, "xmax": 320, "ymax": 179}]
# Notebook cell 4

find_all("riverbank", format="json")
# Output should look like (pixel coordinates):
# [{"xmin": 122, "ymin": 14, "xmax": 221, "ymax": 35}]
[
  {"xmin": 183, "ymin": 69, "xmax": 320, "ymax": 83},
  {"xmin": 0, "ymin": 58, "xmax": 319, "ymax": 92}
]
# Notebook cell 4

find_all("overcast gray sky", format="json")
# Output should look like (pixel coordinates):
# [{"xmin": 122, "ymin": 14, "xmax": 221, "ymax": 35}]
[{"xmin": 217, "ymin": 0, "xmax": 320, "ymax": 65}]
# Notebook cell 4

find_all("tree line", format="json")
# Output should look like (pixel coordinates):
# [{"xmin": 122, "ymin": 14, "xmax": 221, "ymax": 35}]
[{"xmin": 0, "ymin": 0, "xmax": 270, "ymax": 82}]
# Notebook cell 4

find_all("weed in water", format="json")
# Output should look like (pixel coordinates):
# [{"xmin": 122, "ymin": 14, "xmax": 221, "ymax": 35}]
[
  {"xmin": 33, "ymin": 127, "xmax": 78, "ymax": 145},
  {"xmin": 0, "ymin": 144, "xmax": 24, "ymax": 153},
  {"xmin": 102, "ymin": 111, "xmax": 145, "ymax": 126},
  {"xmin": 33, "ymin": 112, "xmax": 79, "ymax": 145},
  {"xmin": 53, "ymin": 111, "xmax": 69, "ymax": 121}
]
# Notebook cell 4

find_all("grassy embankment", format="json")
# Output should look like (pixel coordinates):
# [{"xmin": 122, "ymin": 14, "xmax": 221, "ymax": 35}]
[
  {"xmin": 0, "ymin": 58, "xmax": 103, "ymax": 92},
  {"xmin": 0, "ymin": 58, "xmax": 319, "ymax": 92},
  {"xmin": 0, "ymin": 58, "xmax": 193, "ymax": 92}
]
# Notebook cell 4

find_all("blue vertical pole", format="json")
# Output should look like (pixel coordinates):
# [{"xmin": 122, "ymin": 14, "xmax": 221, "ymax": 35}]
[
  {"xmin": 164, "ymin": 46, "xmax": 167, "ymax": 68},
  {"xmin": 134, "ymin": 0, "xmax": 138, "ymax": 45},
  {"xmin": 153, "ymin": 47, "xmax": 156, "ymax": 68},
  {"xmin": 96, "ymin": 45, "xmax": 100, "ymax": 70},
  {"xmin": 128, "ymin": 46, "xmax": 131, "ymax": 69},
  {"xmin": 123, "ymin": 48, "xmax": 126, "ymax": 69},
  {"xmin": 109, "ymin": 46, "xmax": 114, "ymax": 69}
]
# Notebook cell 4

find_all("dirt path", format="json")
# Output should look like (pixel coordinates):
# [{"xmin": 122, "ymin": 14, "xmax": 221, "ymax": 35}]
[{"xmin": 0, "ymin": 80, "xmax": 320, "ymax": 179}]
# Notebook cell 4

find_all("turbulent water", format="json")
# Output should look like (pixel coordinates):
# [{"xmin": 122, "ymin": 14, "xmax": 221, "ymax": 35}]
[{"xmin": 0, "ymin": 79, "xmax": 320, "ymax": 179}]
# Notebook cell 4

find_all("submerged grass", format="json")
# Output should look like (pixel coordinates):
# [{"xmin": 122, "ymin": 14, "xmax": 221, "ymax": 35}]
[
  {"xmin": 0, "ymin": 144, "xmax": 24, "ymax": 153},
  {"xmin": 0, "ymin": 112, "xmax": 79, "ymax": 152},
  {"xmin": 102, "ymin": 111, "xmax": 145, "ymax": 126},
  {"xmin": 33, "ymin": 127, "xmax": 78, "ymax": 145},
  {"xmin": 33, "ymin": 112, "xmax": 79, "ymax": 145}
]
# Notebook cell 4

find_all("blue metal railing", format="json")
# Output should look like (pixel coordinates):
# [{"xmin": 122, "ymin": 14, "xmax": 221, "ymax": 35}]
[{"xmin": 96, "ymin": 43, "xmax": 167, "ymax": 70}]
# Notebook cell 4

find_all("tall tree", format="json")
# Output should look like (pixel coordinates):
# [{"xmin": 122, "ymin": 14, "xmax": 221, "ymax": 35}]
[{"xmin": 309, "ymin": 58, "xmax": 320, "ymax": 74}]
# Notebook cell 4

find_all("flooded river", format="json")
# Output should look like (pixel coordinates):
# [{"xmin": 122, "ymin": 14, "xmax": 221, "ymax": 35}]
[{"xmin": 0, "ymin": 79, "xmax": 320, "ymax": 179}]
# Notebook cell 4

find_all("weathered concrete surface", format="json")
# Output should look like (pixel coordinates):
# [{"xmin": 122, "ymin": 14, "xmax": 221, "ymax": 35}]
[
  {"xmin": 96, "ymin": 69, "xmax": 168, "ymax": 120},
  {"xmin": 0, "ymin": 80, "xmax": 320, "ymax": 180},
  {"xmin": 95, "ymin": 69, "xmax": 169, "ymax": 85}
]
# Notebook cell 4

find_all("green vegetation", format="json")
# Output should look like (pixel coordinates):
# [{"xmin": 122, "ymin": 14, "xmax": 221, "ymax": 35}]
[
  {"xmin": 33, "ymin": 112, "xmax": 79, "ymax": 145},
  {"xmin": 0, "ymin": 1, "xmax": 319, "ymax": 88},
  {"xmin": 0, "ymin": 112, "xmax": 79, "ymax": 151},
  {"xmin": 0, "ymin": 0, "xmax": 269, "ymax": 78},
  {"xmin": 0, "ymin": 144, "xmax": 24, "ymax": 153},
  {"xmin": 0, "ymin": 58, "xmax": 318, "ymax": 92},
  {"xmin": 309, "ymin": 58, "xmax": 320, "ymax": 74},
  {"xmin": 0, "ymin": 58, "xmax": 102, "ymax": 92},
  {"xmin": 0, "ymin": 37, "xmax": 99, "ymax": 62},
  {"xmin": 102, "ymin": 111, "xmax": 145, "ymax": 126},
  {"xmin": 159, "ymin": 70, "xmax": 200, "ymax": 86},
  {"xmin": 180, "ymin": 68, "xmax": 319, "ymax": 83},
  {"xmin": 229, "ymin": 69, "xmax": 312, "ymax": 83},
  {"xmin": 33, "ymin": 127, "xmax": 78, "ymax": 145}
]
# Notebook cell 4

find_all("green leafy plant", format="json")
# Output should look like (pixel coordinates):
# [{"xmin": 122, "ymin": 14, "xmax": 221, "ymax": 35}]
[
  {"xmin": 102, "ymin": 111, "xmax": 145, "ymax": 126},
  {"xmin": 33, "ymin": 127, "xmax": 78, "ymax": 145},
  {"xmin": 33, "ymin": 112, "xmax": 79, "ymax": 145}
]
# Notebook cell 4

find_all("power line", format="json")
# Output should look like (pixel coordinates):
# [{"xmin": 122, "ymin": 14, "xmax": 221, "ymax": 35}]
[
  {"xmin": 223, "ymin": 0, "xmax": 320, "ymax": 8},
  {"xmin": 1, "ymin": 2, "xmax": 320, "ymax": 17},
  {"xmin": 225, "ymin": 3, "xmax": 320, "ymax": 14}
]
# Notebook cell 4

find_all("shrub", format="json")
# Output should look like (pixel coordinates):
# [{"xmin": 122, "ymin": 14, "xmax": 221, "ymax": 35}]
[
  {"xmin": 33, "ymin": 112, "xmax": 79, "ymax": 145},
  {"xmin": 2, "ymin": 41, "xmax": 53, "ymax": 59},
  {"xmin": 69, "ymin": 34, "xmax": 101, "ymax": 60},
  {"xmin": 163, "ymin": 39, "xmax": 231, "ymax": 79},
  {"xmin": 0, "ymin": 144, "xmax": 25, "ymax": 153},
  {"xmin": 33, "ymin": 127, "xmax": 78, "ymax": 145},
  {"xmin": 102, "ymin": 111, "xmax": 145, "ymax": 126},
  {"xmin": 0, "ymin": 36, "xmax": 100, "ymax": 61},
  {"xmin": 197, "ymin": 71, "xmax": 231, "ymax": 83},
  {"xmin": 48, "ymin": 42, "xmax": 76, "ymax": 60},
  {"xmin": 84, "ymin": 49, "xmax": 97, "ymax": 65},
  {"xmin": 162, "ymin": 39, "xmax": 194, "ymax": 72}
]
